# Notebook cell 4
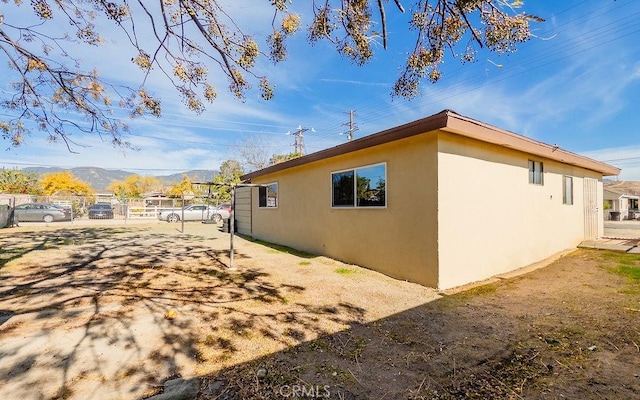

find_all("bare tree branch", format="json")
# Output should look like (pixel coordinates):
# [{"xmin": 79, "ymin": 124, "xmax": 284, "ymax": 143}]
[{"xmin": 0, "ymin": 0, "xmax": 540, "ymax": 149}]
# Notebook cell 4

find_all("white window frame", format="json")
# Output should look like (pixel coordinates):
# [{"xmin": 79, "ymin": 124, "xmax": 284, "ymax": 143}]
[
  {"xmin": 563, "ymin": 176, "xmax": 573, "ymax": 205},
  {"xmin": 528, "ymin": 160, "xmax": 544, "ymax": 185},
  {"xmin": 331, "ymin": 162, "xmax": 387, "ymax": 209},
  {"xmin": 258, "ymin": 182, "xmax": 278, "ymax": 208}
]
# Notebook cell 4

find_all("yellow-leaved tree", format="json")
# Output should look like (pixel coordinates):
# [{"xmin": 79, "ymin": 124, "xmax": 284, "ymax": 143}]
[
  {"xmin": 40, "ymin": 171, "xmax": 94, "ymax": 196},
  {"xmin": 167, "ymin": 174, "xmax": 203, "ymax": 198},
  {"xmin": 108, "ymin": 175, "xmax": 161, "ymax": 198}
]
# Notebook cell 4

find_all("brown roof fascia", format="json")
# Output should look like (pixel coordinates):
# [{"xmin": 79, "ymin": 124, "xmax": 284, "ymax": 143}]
[
  {"xmin": 241, "ymin": 110, "xmax": 449, "ymax": 181},
  {"xmin": 241, "ymin": 109, "xmax": 620, "ymax": 181},
  {"xmin": 442, "ymin": 112, "xmax": 621, "ymax": 176}
]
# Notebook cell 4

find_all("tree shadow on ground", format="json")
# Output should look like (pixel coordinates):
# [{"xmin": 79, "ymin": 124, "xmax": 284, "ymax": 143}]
[
  {"xmin": 193, "ymin": 251, "xmax": 640, "ymax": 400},
  {"xmin": 2, "ymin": 228, "xmax": 639, "ymax": 400},
  {"xmin": 243, "ymin": 236, "xmax": 319, "ymax": 259},
  {"xmin": 0, "ymin": 226, "xmax": 366, "ymax": 399}
]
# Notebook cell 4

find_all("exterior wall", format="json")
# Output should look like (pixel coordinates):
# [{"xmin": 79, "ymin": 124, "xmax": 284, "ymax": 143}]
[
  {"xmin": 247, "ymin": 129, "xmax": 607, "ymax": 290},
  {"xmin": 615, "ymin": 198, "xmax": 631, "ymax": 216},
  {"xmin": 619, "ymin": 199, "xmax": 628, "ymax": 214},
  {"xmin": 249, "ymin": 133, "xmax": 441, "ymax": 287},
  {"xmin": 436, "ymin": 132, "xmax": 603, "ymax": 290},
  {"xmin": 234, "ymin": 186, "xmax": 252, "ymax": 235}
]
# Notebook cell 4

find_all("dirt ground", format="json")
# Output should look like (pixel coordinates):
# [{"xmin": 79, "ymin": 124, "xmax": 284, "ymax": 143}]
[{"xmin": 0, "ymin": 222, "xmax": 639, "ymax": 400}]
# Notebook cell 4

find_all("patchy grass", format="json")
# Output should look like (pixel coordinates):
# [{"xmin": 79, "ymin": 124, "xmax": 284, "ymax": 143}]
[
  {"xmin": 334, "ymin": 267, "xmax": 357, "ymax": 276},
  {"xmin": 464, "ymin": 282, "xmax": 499, "ymax": 296},
  {"xmin": 601, "ymin": 251, "xmax": 640, "ymax": 267},
  {"xmin": 599, "ymin": 251, "xmax": 640, "ymax": 293},
  {"xmin": 443, "ymin": 282, "xmax": 500, "ymax": 303},
  {"xmin": 2, "ymin": 227, "xmax": 640, "ymax": 400},
  {"xmin": 251, "ymin": 239, "xmax": 315, "ymax": 258},
  {"xmin": 612, "ymin": 265, "xmax": 640, "ymax": 281}
]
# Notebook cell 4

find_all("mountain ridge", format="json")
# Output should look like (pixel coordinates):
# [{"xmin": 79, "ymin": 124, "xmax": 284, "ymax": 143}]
[{"xmin": 23, "ymin": 166, "xmax": 218, "ymax": 191}]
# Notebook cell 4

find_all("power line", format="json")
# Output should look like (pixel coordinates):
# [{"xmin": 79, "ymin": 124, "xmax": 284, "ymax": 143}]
[
  {"xmin": 340, "ymin": 110, "xmax": 359, "ymax": 141},
  {"xmin": 304, "ymin": 0, "xmax": 639, "ymax": 145},
  {"xmin": 602, "ymin": 157, "xmax": 640, "ymax": 166},
  {"xmin": 286, "ymin": 125, "xmax": 314, "ymax": 155},
  {"xmin": 1, "ymin": 0, "xmax": 636, "ymax": 156},
  {"xmin": 305, "ymin": 13, "xmax": 640, "ymax": 147}
]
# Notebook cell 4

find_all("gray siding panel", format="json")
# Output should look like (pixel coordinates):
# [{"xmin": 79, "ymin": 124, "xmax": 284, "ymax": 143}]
[{"xmin": 235, "ymin": 187, "xmax": 252, "ymax": 235}]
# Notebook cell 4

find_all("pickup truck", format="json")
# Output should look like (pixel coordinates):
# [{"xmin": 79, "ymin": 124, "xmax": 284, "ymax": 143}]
[{"xmin": 157, "ymin": 204, "xmax": 219, "ymax": 223}]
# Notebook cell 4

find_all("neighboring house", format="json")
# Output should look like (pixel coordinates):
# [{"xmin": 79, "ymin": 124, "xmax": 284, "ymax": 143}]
[
  {"xmin": 604, "ymin": 188, "xmax": 639, "ymax": 220},
  {"xmin": 239, "ymin": 110, "xmax": 620, "ymax": 290},
  {"xmin": 143, "ymin": 192, "xmax": 180, "ymax": 208},
  {"xmin": 95, "ymin": 192, "xmax": 118, "ymax": 204}
]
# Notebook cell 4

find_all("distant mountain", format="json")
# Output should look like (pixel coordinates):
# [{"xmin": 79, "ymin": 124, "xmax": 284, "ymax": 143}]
[
  {"xmin": 23, "ymin": 167, "xmax": 218, "ymax": 191},
  {"xmin": 604, "ymin": 180, "xmax": 640, "ymax": 196},
  {"xmin": 156, "ymin": 170, "xmax": 218, "ymax": 185}
]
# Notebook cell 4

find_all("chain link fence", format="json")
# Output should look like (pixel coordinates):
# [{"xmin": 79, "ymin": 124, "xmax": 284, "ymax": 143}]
[{"xmin": 0, "ymin": 193, "xmax": 228, "ymax": 223}]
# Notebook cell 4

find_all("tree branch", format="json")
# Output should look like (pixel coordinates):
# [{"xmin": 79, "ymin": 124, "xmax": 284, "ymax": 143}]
[
  {"xmin": 178, "ymin": 0, "xmax": 237, "ymax": 84},
  {"xmin": 393, "ymin": 0, "xmax": 405, "ymax": 13},
  {"xmin": 451, "ymin": 1, "xmax": 483, "ymax": 48},
  {"xmin": 376, "ymin": 0, "xmax": 388, "ymax": 49}
]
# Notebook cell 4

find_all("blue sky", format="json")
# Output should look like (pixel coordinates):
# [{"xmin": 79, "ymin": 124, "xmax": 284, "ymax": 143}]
[{"xmin": 1, "ymin": 0, "xmax": 639, "ymax": 180}]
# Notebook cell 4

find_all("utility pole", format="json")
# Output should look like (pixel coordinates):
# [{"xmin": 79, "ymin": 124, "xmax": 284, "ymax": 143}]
[
  {"xmin": 289, "ymin": 125, "xmax": 313, "ymax": 155},
  {"xmin": 342, "ymin": 110, "xmax": 359, "ymax": 141}
]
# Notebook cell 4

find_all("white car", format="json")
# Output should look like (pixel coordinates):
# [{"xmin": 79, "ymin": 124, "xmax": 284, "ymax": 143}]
[
  {"xmin": 212, "ymin": 204, "xmax": 231, "ymax": 223},
  {"xmin": 158, "ymin": 205, "xmax": 218, "ymax": 223}
]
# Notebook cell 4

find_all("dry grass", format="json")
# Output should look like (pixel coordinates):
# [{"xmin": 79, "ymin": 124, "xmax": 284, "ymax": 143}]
[{"xmin": 0, "ymin": 224, "xmax": 639, "ymax": 399}]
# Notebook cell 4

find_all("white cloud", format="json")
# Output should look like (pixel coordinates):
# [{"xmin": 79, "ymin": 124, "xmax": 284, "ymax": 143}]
[
  {"xmin": 2, "ymin": 0, "xmax": 639, "ymax": 181},
  {"xmin": 319, "ymin": 79, "xmax": 390, "ymax": 87}
]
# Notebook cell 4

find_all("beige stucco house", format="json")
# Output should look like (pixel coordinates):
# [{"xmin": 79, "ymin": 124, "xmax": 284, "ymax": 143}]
[
  {"xmin": 239, "ymin": 110, "xmax": 620, "ymax": 290},
  {"xmin": 604, "ymin": 188, "xmax": 639, "ymax": 220}
]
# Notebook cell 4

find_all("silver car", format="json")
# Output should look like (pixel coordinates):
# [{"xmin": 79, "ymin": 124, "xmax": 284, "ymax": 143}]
[
  {"xmin": 211, "ymin": 204, "xmax": 231, "ymax": 223},
  {"xmin": 13, "ymin": 203, "xmax": 70, "ymax": 223},
  {"xmin": 158, "ymin": 204, "xmax": 218, "ymax": 223}
]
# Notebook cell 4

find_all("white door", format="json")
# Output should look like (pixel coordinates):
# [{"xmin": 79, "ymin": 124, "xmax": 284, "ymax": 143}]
[{"xmin": 583, "ymin": 178, "xmax": 598, "ymax": 240}]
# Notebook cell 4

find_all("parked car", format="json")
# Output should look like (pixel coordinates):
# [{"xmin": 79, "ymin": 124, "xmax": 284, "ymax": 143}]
[
  {"xmin": 88, "ymin": 202, "xmax": 114, "ymax": 219},
  {"xmin": 51, "ymin": 204, "xmax": 73, "ymax": 220},
  {"xmin": 158, "ymin": 204, "xmax": 217, "ymax": 223},
  {"xmin": 13, "ymin": 203, "xmax": 70, "ymax": 223},
  {"xmin": 212, "ymin": 203, "xmax": 231, "ymax": 223}
]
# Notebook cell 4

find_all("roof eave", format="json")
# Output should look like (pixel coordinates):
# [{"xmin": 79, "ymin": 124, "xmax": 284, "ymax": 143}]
[
  {"xmin": 241, "ymin": 110, "xmax": 449, "ymax": 181},
  {"xmin": 442, "ymin": 113, "xmax": 621, "ymax": 176},
  {"xmin": 241, "ymin": 110, "xmax": 620, "ymax": 181}
]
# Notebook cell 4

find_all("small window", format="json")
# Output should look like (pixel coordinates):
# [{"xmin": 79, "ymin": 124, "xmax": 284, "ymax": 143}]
[
  {"xmin": 332, "ymin": 163, "xmax": 386, "ymax": 208},
  {"xmin": 258, "ymin": 183, "xmax": 278, "ymax": 208},
  {"xmin": 563, "ymin": 176, "xmax": 573, "ymax": 205},
  {"xmin": 528, "ymin": 160, "xmax": 543, "ymax": 185}
]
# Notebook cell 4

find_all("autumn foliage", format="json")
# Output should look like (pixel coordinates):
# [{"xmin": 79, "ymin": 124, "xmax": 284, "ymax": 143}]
[{"xmin": 40, "ymin": 171, "xmax": 94, "ymax": 196}]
